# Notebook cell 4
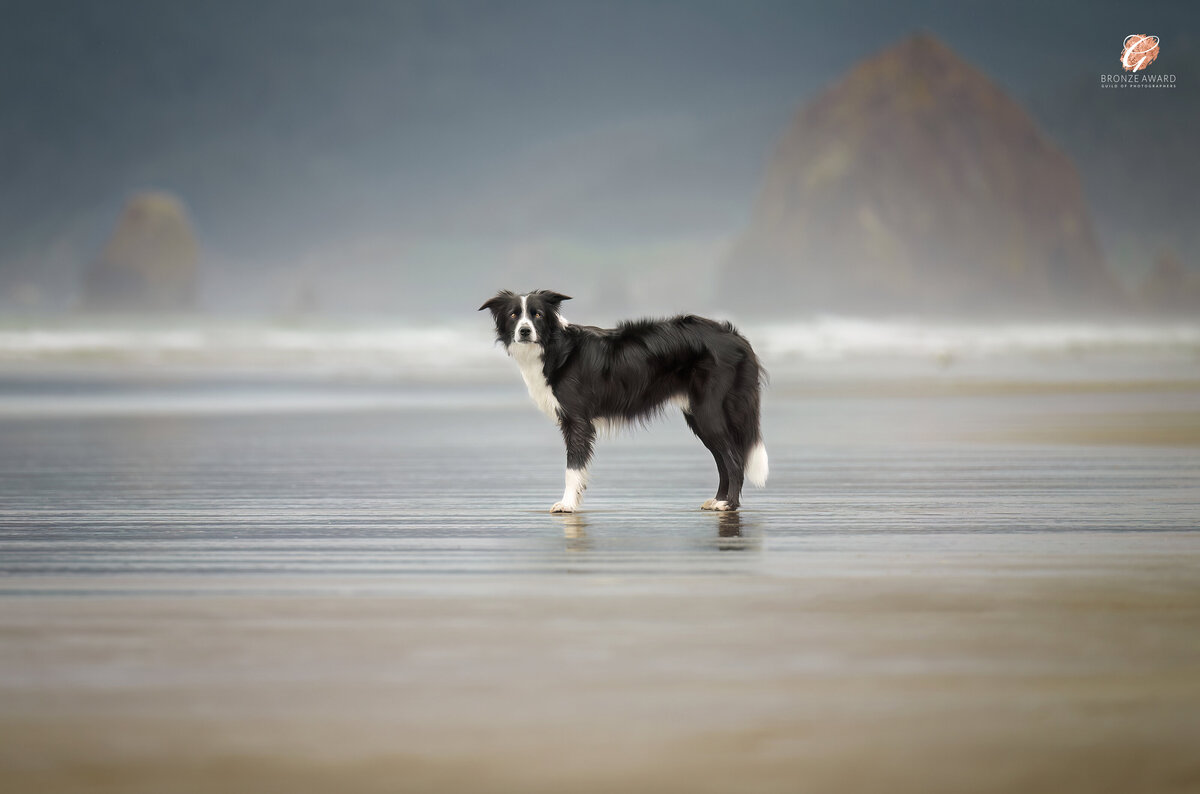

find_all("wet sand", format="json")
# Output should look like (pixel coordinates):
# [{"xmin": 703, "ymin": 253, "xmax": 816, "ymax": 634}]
[{"xmin": 2, "ymin": 377, "xmax": 1199, "ymax": 792}]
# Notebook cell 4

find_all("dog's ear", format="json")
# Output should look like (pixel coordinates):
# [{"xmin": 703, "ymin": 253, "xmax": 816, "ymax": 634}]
[
  {"xmin": 537, "ymin": 291, "xmax": 572, "ymax": 306},
  {"xmin": 478, "ymin": 291, "xmax": 514, "ymax": 313}
]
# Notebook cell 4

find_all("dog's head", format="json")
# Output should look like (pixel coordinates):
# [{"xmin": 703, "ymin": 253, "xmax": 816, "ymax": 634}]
[{"xmin": 479, "ymin": 289, "xmax": 571, "ymax": 350}]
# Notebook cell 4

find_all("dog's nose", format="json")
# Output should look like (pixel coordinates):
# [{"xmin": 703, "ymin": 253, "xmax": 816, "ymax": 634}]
[{"xmin": 519, "ymin": 326, "xmax": 532, "ymax": 339}]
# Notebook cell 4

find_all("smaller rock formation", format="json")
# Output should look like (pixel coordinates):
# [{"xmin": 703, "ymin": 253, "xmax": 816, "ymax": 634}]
[
  {"xmin": 1140, "ymin": 250, "xmax": 1200, "ymax": 314},
  {"xmin": 82, "ymin": 191, "xmax": 198, "ymax": 311}
]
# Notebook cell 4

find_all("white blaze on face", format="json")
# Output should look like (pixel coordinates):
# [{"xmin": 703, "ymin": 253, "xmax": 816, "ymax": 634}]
[{"xmin": 513, "ymin": 294, "xmax": 537, "ymax": 344}]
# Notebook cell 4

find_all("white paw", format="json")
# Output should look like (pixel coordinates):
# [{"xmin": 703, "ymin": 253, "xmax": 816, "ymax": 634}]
[
  {"xmin": 700, "ymin": 499, "xmax": 718, "ymax": 510},
  {"xmin": 550, "ymin": 502, "xmax": 576, "ymax": 513},
  {"xmin": 708, "ymin": 500, "xmax": 734, "ymax": 512}
]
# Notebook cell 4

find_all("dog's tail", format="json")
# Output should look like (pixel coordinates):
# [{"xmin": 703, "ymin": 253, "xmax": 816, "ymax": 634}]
[
  {"xmin": 733, "ymin": 332, "xmax": 769, "ymax": 488},
  {"xmin": 745, "ymin": 439, "xmax": 769, "ymax": 488}
]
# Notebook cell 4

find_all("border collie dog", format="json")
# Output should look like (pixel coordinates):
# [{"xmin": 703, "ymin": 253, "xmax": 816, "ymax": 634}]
[{"xmin": 480, "ymin": 289, "xmax": 768, "ymax": 512}]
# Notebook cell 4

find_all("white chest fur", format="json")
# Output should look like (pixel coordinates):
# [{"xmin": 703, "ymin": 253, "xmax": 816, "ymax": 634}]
[{"xmin": 510, "ymin": 343, "xmax": 562, "ymax": 422}]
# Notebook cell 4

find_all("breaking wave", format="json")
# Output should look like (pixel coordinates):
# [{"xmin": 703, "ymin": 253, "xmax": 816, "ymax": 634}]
[
  {"xmin": 753, "ymin": 316, "xmax": 1200, "ymax": 360},
  {"xmin": 0, "ymin": 315, "xmax": 1197, "ymax": 380}
]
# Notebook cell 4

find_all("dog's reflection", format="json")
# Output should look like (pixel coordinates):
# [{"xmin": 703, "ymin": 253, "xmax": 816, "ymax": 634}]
[
  {"xmin": 556, "ymin": 512, "xmax": 591, "ymax": 552},
  {"xmin": 715, "ymin": 511, "xmax": 759, "ymax": 551},
  {"xmin": 554, "ymin": 510, "xmax": 754, "ymax": 553}
]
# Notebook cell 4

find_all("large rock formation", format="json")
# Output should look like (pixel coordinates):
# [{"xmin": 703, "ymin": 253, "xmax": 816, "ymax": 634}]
[
  {"xmin": 721, "ymin": 33, "xmax": 1123, "ymax": 316},
  {"xmin": 82, "ymin": 191, "xmax": 198, "ymax": 311}
]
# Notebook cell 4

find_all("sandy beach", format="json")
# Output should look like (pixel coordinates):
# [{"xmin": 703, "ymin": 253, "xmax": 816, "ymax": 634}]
[{"xmin": 2, "ymin": 374, "xmax": 1199, "ymax": 792}]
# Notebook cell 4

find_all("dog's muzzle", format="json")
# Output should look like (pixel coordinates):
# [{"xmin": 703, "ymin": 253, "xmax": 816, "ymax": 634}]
[{"xmin": 515, "ymin": 322, "xmax": 536, "ymax": 343}]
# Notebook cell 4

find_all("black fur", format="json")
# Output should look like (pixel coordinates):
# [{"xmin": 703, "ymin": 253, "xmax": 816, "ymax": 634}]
[{"xmin": 480, "ymin": 289, "xmax": 768, "ymax": 511}]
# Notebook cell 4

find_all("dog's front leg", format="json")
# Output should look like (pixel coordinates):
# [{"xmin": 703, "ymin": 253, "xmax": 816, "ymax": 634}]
[{"xmin": 551, "ymin": 417, "xmax": 595, "ymax": 513}]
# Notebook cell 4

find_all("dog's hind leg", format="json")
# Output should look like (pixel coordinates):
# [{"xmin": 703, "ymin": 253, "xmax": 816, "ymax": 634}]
[
  {"xmin": 721, "ymin": 448, "xmax": 745, "ymax": 511},
  {"xmin": 686, "ymin": 398, "xmax": 744, "ymax": 510},
  {"xmin": 551, "ymin": 416, "xmax": 595, "ymax": 513},
  {"xmin": 685, "ymin": 411, "xmax": 730, "ymax": 510},
  {"xmin": 707, "ymin": 354, "xmax": 765, "ymax": 510}
]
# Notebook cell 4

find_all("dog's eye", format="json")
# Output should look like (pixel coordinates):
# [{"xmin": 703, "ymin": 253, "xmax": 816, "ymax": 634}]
[
  {"xmin": 510, "ymin": 312, "xmax": 518, "ymax": 319},
  {"xmin": 535, "ymin": 311, "xmax": 543, "ymax": 319}
]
